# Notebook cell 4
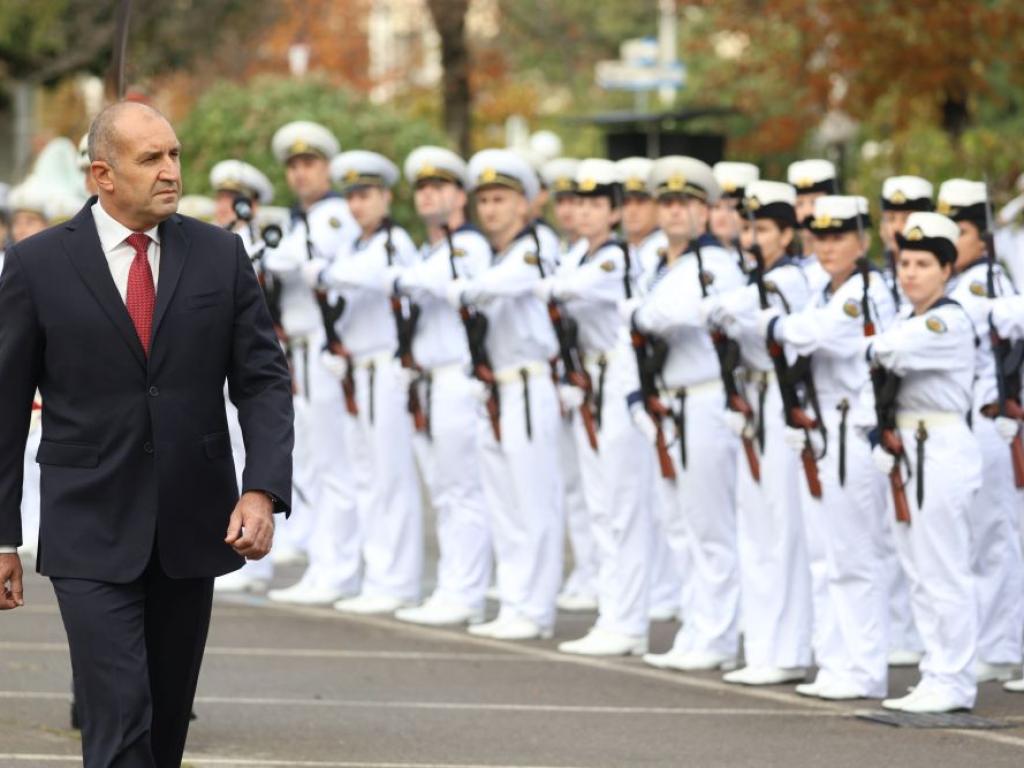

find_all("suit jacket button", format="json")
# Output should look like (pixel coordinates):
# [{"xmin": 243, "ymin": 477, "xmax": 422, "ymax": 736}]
[
  {"xmin": 143, "ymin": 442, "xmax": 154, "ymax": 454},
  {"xmin": 148, "ymin": 386, "xmax": 160, "ymax": 397}
]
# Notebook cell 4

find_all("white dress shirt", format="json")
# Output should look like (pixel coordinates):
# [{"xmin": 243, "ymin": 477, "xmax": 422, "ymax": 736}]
[
  {"xmin": 91, "ymin": 200, "xmax": 161, "ymax": 302},
  {"xmin": 0, "ymin": 203, "xmax": 162, "ymax": 554}
]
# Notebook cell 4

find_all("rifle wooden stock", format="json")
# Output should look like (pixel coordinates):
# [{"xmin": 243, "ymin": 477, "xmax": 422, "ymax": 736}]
[
  {"xmin": 727, "ymin": 392, "xmax": 760, "ymax": 482},
  {"xmin": 881, "ymin": 429, "xmax": 912, "ymax": 525},
  {"xmin": 408, "ymin": 384, "xmax": 428, "ymax": 434},
  {"xmin": 566, "ymin": 370, "xmax": 600, "ymax": 452},
  {"xmin": 789, "ymin": 407, "xmax": 823, "ymax": 499},
  {"xmin": 325, "ymin": 339, "xmax": 358, "ymax": 416},
  {"xmin": 647, "ymin": 396, "xmax": 676, "ymax": 481}
]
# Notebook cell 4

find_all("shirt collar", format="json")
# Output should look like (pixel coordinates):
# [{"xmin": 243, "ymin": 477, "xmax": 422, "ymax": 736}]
[{"xmin": 91, "ymin": 199, "xmax": 161, "ymax": 254}]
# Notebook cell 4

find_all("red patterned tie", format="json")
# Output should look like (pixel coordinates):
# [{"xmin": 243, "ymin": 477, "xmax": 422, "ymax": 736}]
[{"xmin": 125, "ymin": 232, "xmax": 156, "ymax": 355}]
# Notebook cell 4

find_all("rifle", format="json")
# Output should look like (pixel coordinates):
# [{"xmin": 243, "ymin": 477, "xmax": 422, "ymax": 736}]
[
  {"xmin": 982, "ymin": 183, "xmax": 1024, "ymax": 487},
  {"xmin": 630, "ymin": 322, "xmax": 676, "ymax": 480},
  {"xmin": 299, "ymin": 211, "xmax": 357, "ymax": 415},
  {"xmin": 692, "ymin": 236, "xmax": 760, "ymax": 482},
  {"xmin": 858, "ymin": 252, "xmax": 912, "ymax": 524},
  {"xmin": 747, "ymin": 209, "xmax": 823, "ymax": 498},
  {"xmin": 547, "ymin": 299, "xmax": 599, "ymax": 451},
  {"xmin": 444, "ymin": 225, "xmax": 501, "ymax": 443},
  {"xmin": 383, "ymin": 220, "xmax": 427, "ymax": 434}
]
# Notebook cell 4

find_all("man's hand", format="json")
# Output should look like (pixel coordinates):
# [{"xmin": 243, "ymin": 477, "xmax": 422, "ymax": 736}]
[
  {"xmin": 225, "ymin": 491, "xmax": 275, "ymax": 560},
  {"xmin": 0, "ymin": 553, "xmax": 24, "ymax": 610}
]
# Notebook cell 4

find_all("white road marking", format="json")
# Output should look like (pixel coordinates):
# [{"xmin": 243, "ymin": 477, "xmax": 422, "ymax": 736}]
[
  {"xmin": 0, "ymin": 641, "xmax": 541, "ymax": 662},
  {"xmin": 0, "ymin": 690, "xmax": 834, "ymax": 716}
]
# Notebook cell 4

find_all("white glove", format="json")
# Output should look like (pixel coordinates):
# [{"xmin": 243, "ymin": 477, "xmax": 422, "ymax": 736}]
[
  {"xmin": 872, "ymin": 444, "xmax": 898, "ymax": 475},
  {"xmin": 301, "ymin": 257, "xmax": 328, "ymax": 289},
  {"xmin": 997, "ymin": 194, "xmax": 1024, "ymax": 226},
  {"xmin": 618, "ymin": 297, "xmax": 643, "ymax": 325},
  {"xmin": 783, "ymin": 426, "xmax": 824, "ymax": 457},
  {"xmin": 558, "ymin": 384, "xmax": 586, "ymax": 411},
  {"xmin": 757, "ymin": 307, "xmax": 781, "ymax": 340},
  {"xmin": 467, "ymin": 378, "xmax": 491, "ymax": 405},
  {"xmin": 532, "ymin": 277, "xmax": 558, "ymax": 304},
  {"xmin": 723, "ymin": 409, "xmax": 748, "ymax": 437},
  {"xmin": 29, "ymin": 405, "xmax": 42, "ymax": 433},
  {"xmin": 395, "ymin": 364, "xmax": 420, "ymax": 390},
  {"xmin": 700, "ymin": 296, "xmax": 724, "ymax": 327},
  {"xmin": 629, "ymin": 401, "xmax": 660, "ymax": 445},
  {"xmin": 319, "ymin": 349, "xmax": 349, "ymax": 381},
  {"xmin": 994, "ymin": 415, "xmax": 1021, "ymax": 444},
  {"xmin": 446, "ymin": 279, "xmax": 467, "ymax": 310}
]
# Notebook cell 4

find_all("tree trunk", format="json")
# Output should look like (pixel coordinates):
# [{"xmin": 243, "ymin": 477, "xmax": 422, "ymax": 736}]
[{"xmin": 426, "ymin": 0, "xmax": 472, "ymax": 157}]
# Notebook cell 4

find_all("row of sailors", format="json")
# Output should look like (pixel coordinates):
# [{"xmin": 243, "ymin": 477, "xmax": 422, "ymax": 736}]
[{"xmin": 117, "ymin": 121, "xmax": 1024, "ymax": 717}]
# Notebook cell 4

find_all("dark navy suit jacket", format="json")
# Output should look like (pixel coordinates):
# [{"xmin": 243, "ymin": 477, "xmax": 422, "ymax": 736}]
[{"xmin": 0, "ymin": 199, "xmax": 293, "ymax": 582}]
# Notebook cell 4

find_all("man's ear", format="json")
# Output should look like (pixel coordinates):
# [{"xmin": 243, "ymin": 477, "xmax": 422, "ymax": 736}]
[{"xmin": 91, "ymin": 161, "xmax": 114, "ymax": 194}]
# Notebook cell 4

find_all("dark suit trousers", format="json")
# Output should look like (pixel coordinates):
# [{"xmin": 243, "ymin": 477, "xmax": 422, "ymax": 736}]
[{"xmin": 51, "ymin": 546, "xmax": 214, "ymax": 768}]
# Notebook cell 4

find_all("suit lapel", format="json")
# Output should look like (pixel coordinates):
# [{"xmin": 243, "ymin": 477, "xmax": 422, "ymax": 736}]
[
  {"xmin": 62, "ymin": 202, "xmax": 148, "ymax": 370},
  {"xmin": 151, "ymin": 214, "xmax": 189, "ymax": 348}
]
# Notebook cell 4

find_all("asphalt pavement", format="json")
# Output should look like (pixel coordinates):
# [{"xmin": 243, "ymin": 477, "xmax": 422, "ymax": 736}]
[{"xmin": 3, "ymin": 561, "xmax": 1024, "ymax": 767}]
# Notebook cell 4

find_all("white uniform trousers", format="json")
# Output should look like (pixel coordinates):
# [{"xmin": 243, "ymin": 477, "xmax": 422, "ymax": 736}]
[
  {"xmin": 969, "ymin": 418, "xmax": 1024, "ymax": 665},
  {"xmin": 346, "ymin": 354, "xmax": 423, "ymax": 602},
  {"xmin": 479, "ymin": 369, "xmax": 563, "ymax": 630},
  {"xmin": 289, "ymin": 331, "xmax": 363, "ymax": 595},
  {"xmin": 799, "ymin": 404, "xmax": 889, "ymax": 697},
  {"xmin": 885, "ymin": 535, "xmax": 924, "ymax": 655},
  {"xmin": 559, "ymin": 412, "xmax": 600, "ymax": 599},
  {"xmin": 21, "ymin": 421, "xmax": 41, "ymax": 552},
  {"xmin": 661, "ymin": 384, "xmax": 740, "ymax": 658},
  {"xmin": 735, "ymin": 382, "xmax": 813, "ymax": 669},
  {"xmin": 891, "ymin": 418, "xmax": 982, "ymax": 708},
  {"xmin": 573, "ymin": 356, "xmax": 654, "ymax": 637},
  {"xmin": 411, "ymin": 366, "xmax": 491, "ymax": 611}
]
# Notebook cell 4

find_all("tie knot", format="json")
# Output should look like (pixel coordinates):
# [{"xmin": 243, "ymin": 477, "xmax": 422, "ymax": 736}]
[{"xmin": 126, "ymin": 232, "xmax": 150, "ymax": 256}]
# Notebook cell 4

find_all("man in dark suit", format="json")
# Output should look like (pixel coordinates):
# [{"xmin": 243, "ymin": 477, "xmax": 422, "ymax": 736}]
[{"xmin": 0, "ymin": 101, "xmax": 294, "ymax": 767}]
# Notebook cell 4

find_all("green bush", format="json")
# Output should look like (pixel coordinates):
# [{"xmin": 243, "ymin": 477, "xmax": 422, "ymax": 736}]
[{"xmin": 176, "ymin": 75, "xmax": 448, "ymax": 236}]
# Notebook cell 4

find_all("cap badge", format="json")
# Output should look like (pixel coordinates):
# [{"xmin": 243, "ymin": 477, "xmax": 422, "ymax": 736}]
[
  {"xmin": 890, "ymin": 190, "xmax": 908, "ymax": 205},
  {"xmin": 906, "ymin": 227, "xmax": 924, "ymax": 241}
]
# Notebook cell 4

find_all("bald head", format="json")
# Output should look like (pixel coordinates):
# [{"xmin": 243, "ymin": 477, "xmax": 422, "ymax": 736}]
[
  {"xmin": 88, "ymin": 101, "xmax": 182, "ymax": 231},
  {"xmin": 88, "ymin": 101, "xmax": 169, "ymax": 168}
]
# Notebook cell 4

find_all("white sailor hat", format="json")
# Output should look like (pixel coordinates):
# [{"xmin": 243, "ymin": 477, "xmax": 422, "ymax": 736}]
[
  {"xmin": 330, "ymin": 150, "xmax": 399, "ymax": 193},
  {"xmin": 936, "ymin": 179, "xmax": 987, "ymax": 224},
  {"xmin": 615, "ymin": 157, "xmax": 654, "ymax": 196},
  {"xmin": 271, "ymin": 120, "xmax": 340, "ymax": 164},
  {"xmin": 467, "ymin": 148, "xmax": 540, "ymax": 201},
  {"xmin": 787, "ymin": 159, "xmax": 837, "ymax": 195},
  {"xmin": 713, "ymin": 161, "xmax": 759, "ymax": 199},
  {"xmin": 177, "ymin": 194, "xmax": 217, "ymax": 222},
  {"xmin": 807, "ymin": 195, "xmax": 871, "ymax": 235},
  {"xmin": 404, "ymin": 146, "xmax": 467, "ymax": 187},
  {"xmin": 881, "ymin": 176, "xmax": 933, "ymax": 212},
  {"xmin": 77, "ymin": 133, "xmax": 90, "ymax": 172},
  {"xmin": 896, "ymin": 211, "xmax": 959, "ymax": 265},
  {"xmin": 7, "ymin": 178, "xmax": 50, "ymax": 219},
  {"xmin": 540, "ymin": 158, "xmax": 580, "ymax": 196},
  {"xmin": 574, "ymin": 158, "xmax": 622, "ymax": 200},
  {"xmin": 743, "ymin": 180, "xmax": 797, "ymax": 228},
  {"xmin": 210, "ymin": 159, "xmax": 275, "ymax": 204},
  {"xmin": 650, "ymin": 156, "xmax": 720, "ymax": 203}
]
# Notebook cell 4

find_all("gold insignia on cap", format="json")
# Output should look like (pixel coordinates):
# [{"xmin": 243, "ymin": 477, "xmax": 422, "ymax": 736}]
[
  {"xmin": 329, "ymin": 217, "xmax": 341, "ymax": 229},
  {"xmin": 523, "ymin": 253, "xmax": 540, "ymax": 266},
  {"xmin": 796, "ymin": 177, "xmax": 814, "ymax": 189},
  {"xmin": 925, "ymin": 315, "xmax": 947, "ymax": 334},
  {"xmin": 480, "ymin": 168, "xmax": 498, "ymax": 184},
  {"xmin": 811, "ymin": 215, "xmax": 837, "ymax": 229},
  {"xmin": 419, "ymin": 164, "xmax": 437, "ymax": 178},
  {"xmin": 344, "ymin": 169, "xmax": 360, "ymax": 183},
  {"xmin": 843, "ymin": 299, "xmax": 861, "ymax": 318},
  {"xmin": 936, "ymin": 200, "xmax": 953, "ymax": 215},
  {"xmin": 600, "ymin": 260, "xmax": 615, "ymax": 272},
  {"xmin": 890, "ymin": 190, "xmax": 908, "ymax": 205},
  {"xmin": 578, "ymin": 178, "xmax": 597, "ymax": 192},
  {"xmin": 289, "ymin": 140, "xmax": 313, "ymax": 157},
  {"xmin": 723, "ymin": 181, "xmax": 737, "ymax": 193},
  {"xmin": 970, "ymin": 280, "xmax": 987, "ymax": 297},
  {"xmin": 625, "ymin": 179, "xmax": 646, "ymax": 192},
  {"xmin": 554, "ymin": 178, "xmax": 574, "ymax": 192},
  {"xmin": 906, "ymin": 227, "xmax": 924, "ymax": 241},
  {"xmin": 667, "ymin": 174, "xmax": 686, "ymax": 192},
  {"xmin": 746, "ymin": 196, "xmax": 762, "ymax": 210}
]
